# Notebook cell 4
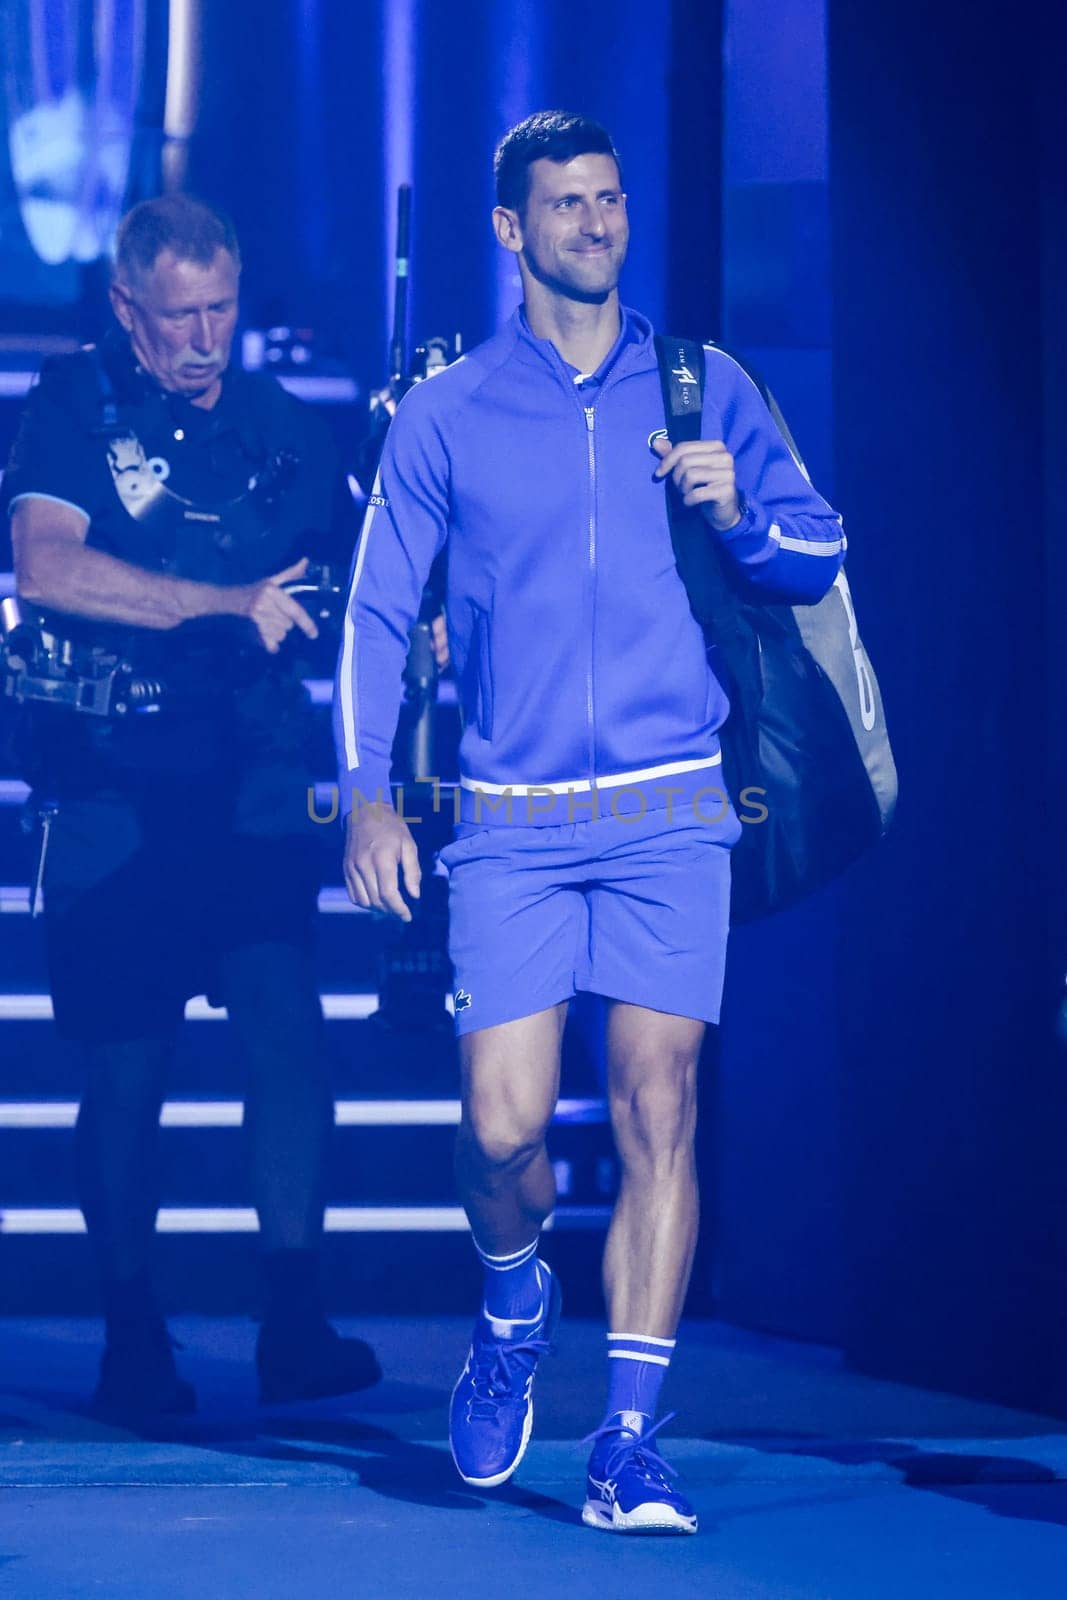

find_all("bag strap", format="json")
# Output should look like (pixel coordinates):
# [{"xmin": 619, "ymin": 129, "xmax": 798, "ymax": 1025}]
[
  {"xmin": 714, "ymin": 342, "xmax": 806, "ymax": 473},
  {"xmin": 653, "ymin": 333, "xmax": 728, "ymax": 635},
  {"xmin": 655, "ymin": 335, "xmax": 814, "ymax": 634},
  {"xmin": 655, "ymin": 331, "xmax": 806, "ymax": 473},
  {"xmin": 653, "ymin": 334, "xmax": 705, "ymax": 445}
]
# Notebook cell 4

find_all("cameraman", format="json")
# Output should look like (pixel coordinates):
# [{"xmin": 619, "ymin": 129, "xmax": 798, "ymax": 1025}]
[{"xmin": 2, "ymin": 195, "xmax": 379, "ymax": 1418}]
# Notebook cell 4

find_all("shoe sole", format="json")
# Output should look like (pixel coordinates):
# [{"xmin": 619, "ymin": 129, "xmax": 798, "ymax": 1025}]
[
  {"xmin": 452, "ymin": 1398, "xmax": 535, "ymax": 1488},
  {"xmin": 581, "ymin": 1499, "xmax": 698, "ymax": 1535},
  {"xmin": 450, "ymin": 1260, "xmax": 561, "ymax": 1489}
]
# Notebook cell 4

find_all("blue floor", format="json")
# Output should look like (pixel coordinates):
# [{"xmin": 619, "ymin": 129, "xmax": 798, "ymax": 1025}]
[{"xmin": 1, "ymin": 1317, "xmax": 1065, "ymax": 1598}]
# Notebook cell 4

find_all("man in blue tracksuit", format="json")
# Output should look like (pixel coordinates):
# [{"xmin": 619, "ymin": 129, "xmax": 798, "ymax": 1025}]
[{"xmin": 335, "ymin": 111, "xmax": 844, "ymax": 1533}]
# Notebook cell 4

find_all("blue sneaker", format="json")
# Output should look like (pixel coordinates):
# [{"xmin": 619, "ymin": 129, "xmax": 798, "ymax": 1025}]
[
  {"xmin": 449, "ymin": 1258, "xmax": 561, "ymax": 1487},
  {"xmin": 582, "ymin": 1412, "xmax": 698, "ymax": 1534}
]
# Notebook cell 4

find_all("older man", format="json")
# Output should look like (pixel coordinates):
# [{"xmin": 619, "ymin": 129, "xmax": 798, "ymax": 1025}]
[{"xmin": 4, "ymin": 194, "xmax": 379, "ymax": 1417}]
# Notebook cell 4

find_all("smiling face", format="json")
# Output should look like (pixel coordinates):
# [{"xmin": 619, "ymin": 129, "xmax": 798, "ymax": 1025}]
[
  {"xmin": 109, "ymin": 247, "xmax": 240, "ymax": 406},
  {"xmin": 494, "ymin": 152, "xmax": 629, "ymax": 306}
]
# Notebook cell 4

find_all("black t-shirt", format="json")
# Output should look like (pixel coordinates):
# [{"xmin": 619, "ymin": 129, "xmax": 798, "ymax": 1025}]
[{"xmin": 3, "ymin": 332, "xmax": 358, "ymax": 782}]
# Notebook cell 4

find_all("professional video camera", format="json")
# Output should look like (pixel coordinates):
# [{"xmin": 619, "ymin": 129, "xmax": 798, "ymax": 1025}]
[
  {"xmin": 1, "ymin": 595, "xmax": 162, "ymax": 718},
  {"xmin": 0, "ymin": 563, "xmax": 344, "ymax": 719}
]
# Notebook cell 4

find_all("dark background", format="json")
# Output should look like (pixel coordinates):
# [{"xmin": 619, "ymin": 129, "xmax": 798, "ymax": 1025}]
[{"xmin": 0, "ymin": 0, "xmax": 1063, "ymax": 1414}]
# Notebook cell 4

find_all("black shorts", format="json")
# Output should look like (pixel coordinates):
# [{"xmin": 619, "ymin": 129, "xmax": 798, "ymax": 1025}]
[{"xmin": 42, "ymin": 759, "xmax": 323, "ymax": 1043}]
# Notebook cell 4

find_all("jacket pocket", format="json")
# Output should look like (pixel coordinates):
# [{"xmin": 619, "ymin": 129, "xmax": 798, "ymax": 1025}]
[{"xmin": 471, "ymin": 604, "xmax": 494, "ymax": 741}]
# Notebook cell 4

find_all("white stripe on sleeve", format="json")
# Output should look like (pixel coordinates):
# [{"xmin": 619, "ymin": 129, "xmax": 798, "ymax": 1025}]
[{"xmin": 338, "ymin": 472, "xmax": 382, "ymax": 772}]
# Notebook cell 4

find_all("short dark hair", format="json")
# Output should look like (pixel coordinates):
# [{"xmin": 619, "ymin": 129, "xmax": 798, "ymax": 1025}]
[
  {"xmin": 494, "ymin": 111, "xmax": 622, "ymax": 215},
  {"xmin": 114, "ymin": 194, "xmax": 241, "ymax": 281}
]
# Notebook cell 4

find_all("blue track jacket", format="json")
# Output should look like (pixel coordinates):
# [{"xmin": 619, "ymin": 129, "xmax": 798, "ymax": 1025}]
[{"xmin": 334, "ymin": 307, "xmax": 845, "ymax": 827}]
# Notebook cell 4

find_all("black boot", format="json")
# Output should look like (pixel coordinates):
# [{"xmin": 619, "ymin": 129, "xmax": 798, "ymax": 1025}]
[
  {"xmin": 94, "ymin": 1273, "xmax": 197, "ymax": 1420},
  {"xmin": 256, "ymin": 1250, "xmax": 382, "ymax": 1404}
]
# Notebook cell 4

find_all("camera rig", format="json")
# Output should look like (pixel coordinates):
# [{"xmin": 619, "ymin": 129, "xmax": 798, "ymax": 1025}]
[{"xmin": 0, "ymin": 563, "xmax": 344, "ymax": 720}]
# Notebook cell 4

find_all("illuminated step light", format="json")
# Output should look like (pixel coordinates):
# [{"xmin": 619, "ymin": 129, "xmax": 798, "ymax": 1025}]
[
  {"xmin": 0, "ymin": 1205, "xmax": 612, "ymax": 1235},
  {"xmin": 318, "ymin": 888, "xmax": 364, "ymax": 913},
  {"xmin": 0, "ymin": 994, "xmax": 387, "ymax": 1022},
  {"xmin": 1, "ymin": 886, "xmax": 367, "ymax": 916},
  {"xmin": 0, "ymin": 375, "xmax": 359, "ymax": 403},
  {"xmin": 1, "ymin": 778, "xmax": 458, "ymax": 811},
  {"xmin": 275, "ymin": 375, "xmax": 358, "ymax": 404},
  {"xmin": 0, "ymin": 1098, "xmax": 607, "ymax": 1129},
  {"xmin": 305, "ymin": 678, "xmax": 458, "ymax": 707},
  {"xmin": 1, "ymin": 776, "xmax": 461, "ymax": 811}
]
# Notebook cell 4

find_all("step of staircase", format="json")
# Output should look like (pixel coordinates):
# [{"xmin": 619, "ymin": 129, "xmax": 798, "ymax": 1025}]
[
  {"xmin": 0, "ymin": 1223, "xmax": 615, "ymax": 1316},
  {"xmin": 0, "ymin": 1105, "xmax": 617, "ymax": 1208}
]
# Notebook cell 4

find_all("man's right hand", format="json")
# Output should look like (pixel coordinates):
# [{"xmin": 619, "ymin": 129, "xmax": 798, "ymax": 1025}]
[
  {"xmin": 344, "ymin": 804, "xmax": 421, "ymax": 922},
  {"xmin": 232, "ymin": 557, "xmax": 320, "ymax": 653}
]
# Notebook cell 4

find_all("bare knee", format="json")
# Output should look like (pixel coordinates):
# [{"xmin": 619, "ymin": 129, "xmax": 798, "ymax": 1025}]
[
  {"xmin": 456, "ymin": 1010, "xmax": 564, "ymax": 1180},
  {"xmin": 458, "ymin": 1098, "xmax": 552, "ymax": 1177}
]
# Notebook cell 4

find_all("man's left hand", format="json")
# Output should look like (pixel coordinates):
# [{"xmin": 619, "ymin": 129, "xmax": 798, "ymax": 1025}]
[{"xmin": 652, "ymin": 437, "xmax": 743, "ymax": 531}]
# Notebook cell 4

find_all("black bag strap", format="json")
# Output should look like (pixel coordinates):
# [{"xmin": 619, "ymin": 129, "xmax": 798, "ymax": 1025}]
[
  {"xmin": 653, "ymin": 334, "xmax": 705, "ymax": 445},
  {"xmin": 653, "ymin": 333, "xmax": 733, "ymax": 636},
  {"xmin": 654, "ymin": 334, "xmax": 807, "ymax": 642},
  {"xmin": 654, "ymin": 332, "xmax": 806, "ymax": 492}
]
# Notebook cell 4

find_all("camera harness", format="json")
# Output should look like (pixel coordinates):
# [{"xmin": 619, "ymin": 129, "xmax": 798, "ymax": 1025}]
[{"xmin": 2, "ymin": 345, "xmax": 341, "ymax": 910}]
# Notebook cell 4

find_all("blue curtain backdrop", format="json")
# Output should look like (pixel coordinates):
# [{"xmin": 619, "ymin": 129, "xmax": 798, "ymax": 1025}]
[{"xmin": 187, "ymin": 0, "xmax": 685, "ymax": 393}]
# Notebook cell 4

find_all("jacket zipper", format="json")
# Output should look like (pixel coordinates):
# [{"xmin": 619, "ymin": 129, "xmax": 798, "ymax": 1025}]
[{"xmin": 584, "ymin": 404, "xmax": 597, "ymax": 787}]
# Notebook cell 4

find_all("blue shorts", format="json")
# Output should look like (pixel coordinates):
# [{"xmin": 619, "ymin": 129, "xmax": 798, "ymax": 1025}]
[{"xmin": 437, "ymin": 806, "xmax": 741, "ymax": 1037}]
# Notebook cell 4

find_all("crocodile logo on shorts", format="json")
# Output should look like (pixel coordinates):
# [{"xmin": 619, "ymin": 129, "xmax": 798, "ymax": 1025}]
[{"xmin": 454, "ymin": 989, "xmax": 472, "ymax": 1013}]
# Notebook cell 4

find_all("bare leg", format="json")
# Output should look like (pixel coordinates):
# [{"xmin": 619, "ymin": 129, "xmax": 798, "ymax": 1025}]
[
  {"xmin": 454, "ymin": 1003, "xmax": 568, "ymax": 1253},
  {"xmin": 602, "ymin": 1003, "xmax": 705, "ymax": 1337}
]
